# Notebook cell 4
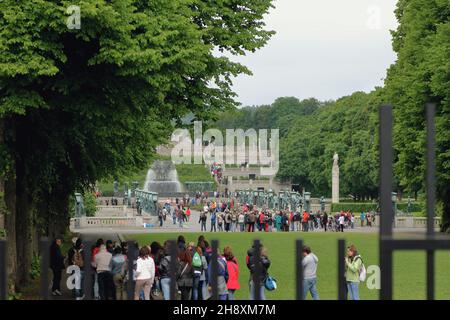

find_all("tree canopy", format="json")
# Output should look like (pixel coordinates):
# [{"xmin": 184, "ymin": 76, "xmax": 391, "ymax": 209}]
[{"xmin": 0, "ymin": 0, "xmax": 274, "ymax": 290}]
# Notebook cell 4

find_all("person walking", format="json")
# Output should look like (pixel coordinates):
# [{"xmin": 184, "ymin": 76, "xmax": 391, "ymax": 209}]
[
  {"xmin": 94, "ymin": 244, "xmax": 113, "ymax": 300},
  {"xmin": 345, "ymin": 245, "xmax": 363, "ymax": 300},
  {"xmin": 134, "ymin": 246, "xmax": 155, "ymax": 300},
  {"xmin": 246, "ymin": 244, "xmax": 271, "ymax": 300},
  {"xmin": 177, "ymin": 250, "xmax": 194, "ymax": 300},
  {"xmin": 50, "ymin": 238, "xmax": 65, "ymax": 296},
  {"xmin": 224, "ymin": 246, "xmax": 240, "ymax": 300},
  {"xmin": 302, "ymin": 246, "xmax": 319, "ymax": 300},
  {"xmin": 111, "ymin": 246, "xmax": 127, "ymax": 300}
]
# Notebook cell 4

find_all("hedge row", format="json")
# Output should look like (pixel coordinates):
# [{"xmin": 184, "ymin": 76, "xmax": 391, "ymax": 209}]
[{"xmin": 331, "ymin": 202, "xmax": 424, "ymax": 213}]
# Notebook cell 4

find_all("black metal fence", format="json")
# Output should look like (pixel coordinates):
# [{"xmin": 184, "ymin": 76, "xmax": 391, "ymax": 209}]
[{"xmin": 0, "ymin": 103, "xmax": 448, "ymax": 300}]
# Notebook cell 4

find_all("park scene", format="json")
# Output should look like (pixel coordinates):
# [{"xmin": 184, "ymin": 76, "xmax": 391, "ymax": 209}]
[{"xmin": 0, "ymin": 0, "xmax": 449, "ymax": 302}]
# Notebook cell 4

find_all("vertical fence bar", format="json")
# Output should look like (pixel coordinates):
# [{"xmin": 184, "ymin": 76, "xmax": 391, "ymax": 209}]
[
  {"xmin": 252, "ymin": 239, "xmax": 262, "ymax": 301},
  {"xmin": 169, "ymin": 240, "xmax": 177, "ymax": 300},
  {"xmin": 127, "ymin": 240, "xmax": 136, "ymax": 300},
  {"xmin": 426, "ymin": 103, "xmax": 436, "ymax": 300},
  {"xmin": 39, "ymin": 238, "xmax": 50, "ymax": 300},
  {"xmin": 296, "ymin": 239, "xmax": 303, "ymax": 300},
  {"xmin": 379, "ymin": 105, "xmax": 393, "ymax": 300},
  {"xmin": 338, "ymin": 239, "xmax": 346, "ymax": 300},
  {"xmin": 210, "ymin": 240, "xmax": 219, "ymax": 301},
  {"xmin": 82, "ymin": 241, "xmax": 93, "ymax": 300},
  {"xmin": 0, "ymin": 240, "xmax": 6, "ymax": 300},
  {"xmin": 379, "ymin": 105, "xmax": 394, "ymax": 237}
]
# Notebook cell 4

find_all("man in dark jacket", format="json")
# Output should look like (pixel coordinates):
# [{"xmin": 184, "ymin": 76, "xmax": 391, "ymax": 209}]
[
  {"xmin": 246, "ymin": 244, "xmax": 271, "ymax": 300},
  {"xmin": 50, "ymin": 238, "xmax": 65, "ymax": 296}
]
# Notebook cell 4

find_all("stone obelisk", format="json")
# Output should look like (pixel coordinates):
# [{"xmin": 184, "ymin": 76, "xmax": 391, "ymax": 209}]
[{"xmin": 332, "ymin": 152, "xmax": 339, "ymax": 203}]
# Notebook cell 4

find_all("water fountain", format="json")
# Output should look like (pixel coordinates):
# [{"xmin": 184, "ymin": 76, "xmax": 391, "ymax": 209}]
[{"xmin": 144, "ymin": 160, "xmax": 182, "ymax": 195}]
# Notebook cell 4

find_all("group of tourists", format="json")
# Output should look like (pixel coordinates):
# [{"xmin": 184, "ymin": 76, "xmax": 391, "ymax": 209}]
[
  {"xmin": 49, "ymin": 235, "xmax": 280, "ymax": 300},
  {"xmin": 197, "ymin": 200, "xmax": 363, "ymax": 233},
  {"xmin": 49, "ymin": 235, "xmax": 365, "ymax": 301}
]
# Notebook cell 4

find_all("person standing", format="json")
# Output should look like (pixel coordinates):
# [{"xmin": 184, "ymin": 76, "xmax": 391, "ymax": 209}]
[
  {"xmin": 210, "ymin": 210, "xmax": 217, "ymax": 232},
  {"xmin": 186, "ymin": 207, "xmax": 191, "ymax": 222},
  {"xmin": 134, "ymin": 246, "xmax": 155, "ymax": 300},
  {"xmin": 199, "ymin": 210, "xmax": 207, "ymax": 232},
  {"xmin": 360, "ymin": 211, "xmax": 366, "ymax": 227},
  {"xmin": 111, "ymin": 246, "xmax": 127, "ymax": 300},
  {"xmin": 322, "ymin": 212, "xmax": 328, "ymax": 232},
  {"xmin": 192, "ymin": 247, "xmax": 207, "ymax": 300},
  {"xmin": 94, "ymin": 244, "xmax": 113, "ymax": 300},
  {"xmin": 50, "ymin": 238, "xmax": 65, "ymax": 296},
  {"xmin": 224, "ymin": 246, "xmax": 240, "ymax": 300},
  {"xmin": 302, "ymin": 246, "xmax": 319, "ymax": 300},
  {"xmin": 238, "ymin": 212, "xmax": 245, "ymax": 232},
  {"xmin": 246, "ymin": 244, "xmax": 271, "ymax": 300},
  {"xmin": 339, "ymin": 214, "xmax": 345, "ymax": 232},
  {"xmin": 177, "ymin": 250, "xmax": 194, "ymax": 300},
  {"xmin": 207, "ymin": 249, "xmax": 229, "ymax": 300},
  {"xmin": 158, "ymin": 241, "xmax": 179, "ymax": 300},
  {"xmin": 345, "ymin": 245, "xmax": 362, "ymax": 300}
]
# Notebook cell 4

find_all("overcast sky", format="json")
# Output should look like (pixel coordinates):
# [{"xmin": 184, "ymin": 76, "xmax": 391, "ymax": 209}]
[{"xmin": 229, "ymin": 0, "xmax": 399, "ymax": 106}]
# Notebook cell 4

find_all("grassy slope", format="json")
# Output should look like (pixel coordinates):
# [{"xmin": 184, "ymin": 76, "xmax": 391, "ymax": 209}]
[
  {"xmin": 127, "ymin": 232, "xmax": 450, "ymax": 300},
  {"xmin": 176, "ymin": 164, "xmax": 216, "ymax": 185}
]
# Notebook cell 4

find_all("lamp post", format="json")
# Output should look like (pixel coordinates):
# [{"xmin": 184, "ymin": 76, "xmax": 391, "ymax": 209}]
[
  {"xmin": 320, "ymin": 196, "xmax": 325, "ymax": 213},
  {"xmin": 392, "ymin": 192, "xmax": 397, "ymax": 226},
  {"xmin": 407, "ymin": 195, "xmax": 412, "ymax": 215},
  {"xmin": 74, "ymin": 193, "xmax": 83, "ymax": 228}
]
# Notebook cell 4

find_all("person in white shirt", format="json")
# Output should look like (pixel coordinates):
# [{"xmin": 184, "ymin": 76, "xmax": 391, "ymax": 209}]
[
  {"xmin": 134, "ymin": 246, "xmax": 155, "ymax": 300},
  {"xmin": 339, "ymin": 215, "xmax": 345, "ymax": 232}
]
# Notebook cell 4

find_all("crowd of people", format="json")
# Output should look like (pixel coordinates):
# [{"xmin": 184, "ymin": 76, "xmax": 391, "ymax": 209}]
[
  {"xmin": 195, "ymin": 199, "xmax": 377, "ymax": 233},
  {"xmin": 49, "ymin": 235, "xmax": 365, "ymax": 301}
]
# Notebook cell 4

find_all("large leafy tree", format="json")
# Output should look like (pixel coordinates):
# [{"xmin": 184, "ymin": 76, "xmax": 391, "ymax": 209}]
[
  {"xmin": 278, "ymin": 91, "xmax": 381, "ymax": 199},
  {"xmin": 384, "ymin": 0, "xmax": 450, "ymax": 230},
  {"xmin": 0, "ymin": 0, "xmax": 274, "ymax": 290}
]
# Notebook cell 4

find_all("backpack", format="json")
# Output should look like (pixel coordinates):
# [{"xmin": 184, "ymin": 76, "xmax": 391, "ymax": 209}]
[
  {"xmin": 192, "ymin": 252, "xmax": 202, "ymax": 268},
  {"xmin": 355, "ymin": 256, "xmax": 366, "ymax": 282}
]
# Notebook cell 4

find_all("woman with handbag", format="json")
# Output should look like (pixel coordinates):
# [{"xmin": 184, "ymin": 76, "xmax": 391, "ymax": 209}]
[{"xmin": 177, "ymin": 250, "xmax": 194, "ymax": 300}]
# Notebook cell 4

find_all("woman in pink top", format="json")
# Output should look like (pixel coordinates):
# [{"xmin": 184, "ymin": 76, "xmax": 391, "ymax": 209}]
[{"xmin": 224, "ymin": 246, "xmax": 240, "ymax": 300}]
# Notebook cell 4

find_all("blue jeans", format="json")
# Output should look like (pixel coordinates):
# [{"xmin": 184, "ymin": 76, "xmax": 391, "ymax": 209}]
[
  {"xmin": 192, "ymin": 274, "xmax": 200, "ymax": 300},
  {"xmin": 161, "ymin": 277, "xmax": 171, "ymax": 300},
  {"xmin": 227, "ymin": 289, "xmax": 236, "ymax": 300},
  {"xmin": 249, "ymin": 280, "xmax": 266, "ymax": 300},
  {"xmin": 303, "ymin": 278, "xmax": 319, "ymax": 300},
  {"xmin": 347, "ymin": 281, "xmax": 360, "ymax": 300}
]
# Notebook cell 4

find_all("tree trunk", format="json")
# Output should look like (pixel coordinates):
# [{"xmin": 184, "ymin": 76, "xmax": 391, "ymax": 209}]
[
  {"xmin": 4, "ymin": 175, "xmax": 17, "ymax": 295},
  {"xmin": 15, "ymin": 157, "xmax": 32, "ymax": 290}
]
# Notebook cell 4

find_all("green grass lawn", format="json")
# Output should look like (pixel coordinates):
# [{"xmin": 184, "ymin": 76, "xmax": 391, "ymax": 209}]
[
  {"xmin": 176, "ymin": 164, "xmax": 216, "ymax": 185},
  {"xmin": 126, "ymin": 232, "xmax": 450, "ymax": 300}
]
